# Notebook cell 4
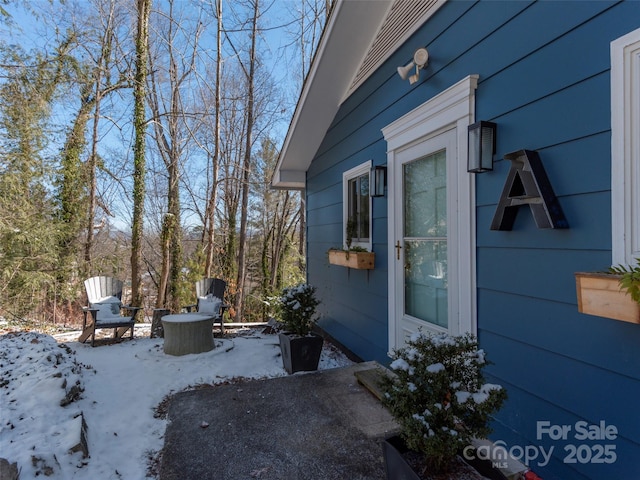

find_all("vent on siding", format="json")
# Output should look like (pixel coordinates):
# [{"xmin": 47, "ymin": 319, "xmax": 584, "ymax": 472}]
[{"xmin": 346, "ymin": 0, "xmax": 443, "ymax": 98}]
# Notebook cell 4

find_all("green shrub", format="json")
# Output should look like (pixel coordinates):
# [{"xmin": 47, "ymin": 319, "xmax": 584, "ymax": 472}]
[
  {"xmin": 380, "ymin": 331, "xmax": 507, "ymax": 474},
  {"xmin": 277, "ymin": 283, "xmax": 320, "ymax": 336}
]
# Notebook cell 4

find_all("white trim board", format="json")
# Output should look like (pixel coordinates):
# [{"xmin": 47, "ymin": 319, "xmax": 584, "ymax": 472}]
[{"xmin": 611, "ymin": 27, "xmax": 640, "ymax": 266}]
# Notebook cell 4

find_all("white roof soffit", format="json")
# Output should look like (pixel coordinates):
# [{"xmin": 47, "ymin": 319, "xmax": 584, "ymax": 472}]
[{"xmin": 272, "ymin": 0, "xmax": 391, "ymax": 190}]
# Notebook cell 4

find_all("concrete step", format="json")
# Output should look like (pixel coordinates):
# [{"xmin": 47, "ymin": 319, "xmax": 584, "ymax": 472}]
[{"xmin": 354, "ymin": 362, "xmax": 395, "ymax": 402}]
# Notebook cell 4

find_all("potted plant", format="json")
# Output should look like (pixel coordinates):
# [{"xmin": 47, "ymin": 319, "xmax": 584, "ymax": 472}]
[
  {"xmin": 379, "ymin": 331, "xmax": 507, "ymax": 479},
  {"xmin": 575, "ymin": 259, "xmax": 640, "ymax": 324},
  {"xmin": 610, "ymin": 258, "xmax": 640, "ymax": 302},
  {"xmin": 327, "ymin": 216, "xmax": 375, "ymax": 269},
  {"xmin": 277, "ymin": 283, "xmax": 323, "ymax": 374}
]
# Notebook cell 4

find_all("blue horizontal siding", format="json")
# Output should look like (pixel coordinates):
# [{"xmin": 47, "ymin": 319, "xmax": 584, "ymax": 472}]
[
  {"xmin": 477, "ymin": 247, "xmax": 612, "ymax": 304},
  {"xmin": 483, "ymin": 72, "xmax": 611, "ymax": 155},
  {"xmin": 487, "ymin": 391, "xmax": 587, "ymax": 480},
  {"xmin": 460, "ymin": 1, "xmax": 616, "ymax": 81},
  {"xmin": 482, "ymin": 330, "xmax": 640, "ymax": 480},
  {"xmin": 474, "ymin": 3, "xmax": 622, "ymax": 113},
  {"xmin": 479, "ymin": 289, "xmax": 640, "ymax": 380},
  {"xmin": 489, "ymin": 382, "xmax": 639, "ymax": 480}
]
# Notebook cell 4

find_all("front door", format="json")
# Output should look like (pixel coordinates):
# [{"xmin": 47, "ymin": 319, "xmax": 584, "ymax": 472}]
[
  {"xmin": 383, "ymin": 75, "xmax": 479, "ymax": 354},
  {"xmin": 392, "ymin": 129, "xmax": 458, "ymax": 345}
]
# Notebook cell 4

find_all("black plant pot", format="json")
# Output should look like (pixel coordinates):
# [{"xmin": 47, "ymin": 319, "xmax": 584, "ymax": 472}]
[
  {"xmin": 278, "ymin": 332, "xmax": 323, "ymax": 374},
  {"xmin": 382, "ymin": 435, "xmax": 509, "ymax": 480},
  {"xmin": 382, "ymin": 435, "xmax": 421, "ymax": 480}
]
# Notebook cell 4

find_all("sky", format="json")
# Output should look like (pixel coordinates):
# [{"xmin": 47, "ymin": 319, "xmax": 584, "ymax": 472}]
[{"xmin": 0, "ymin": 323, "xmax": 352, "ymax": 479}]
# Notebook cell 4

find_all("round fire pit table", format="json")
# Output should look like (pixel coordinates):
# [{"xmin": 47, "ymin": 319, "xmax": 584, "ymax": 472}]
[{"xmin": 161, "ymin": 313, "xmax": 215, "ymax": 356}]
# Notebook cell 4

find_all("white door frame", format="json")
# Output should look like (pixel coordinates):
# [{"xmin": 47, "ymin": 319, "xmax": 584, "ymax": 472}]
[{"xmin": 381, "ymin": 74, "xmax": 479, "ymax": 354}]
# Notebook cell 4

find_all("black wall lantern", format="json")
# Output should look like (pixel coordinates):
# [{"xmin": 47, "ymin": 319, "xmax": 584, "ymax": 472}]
[
  {"xmin": 467, "ymin": 121, "xmax": 496, "ymax": 173},
  {"xmin": 371, "ymin": 165, "xmax": 387, "ymax": 197}
]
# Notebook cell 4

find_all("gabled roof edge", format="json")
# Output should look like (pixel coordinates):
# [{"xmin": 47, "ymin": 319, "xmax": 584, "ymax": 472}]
[{"xmin": 272, "ymin": 0, "xmax": 391, "ymax": 189}]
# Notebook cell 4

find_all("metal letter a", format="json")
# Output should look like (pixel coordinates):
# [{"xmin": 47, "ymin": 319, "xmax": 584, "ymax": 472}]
[{"xmin": 490, "ymin": 150, "xmax": 568, "ymax": 231}]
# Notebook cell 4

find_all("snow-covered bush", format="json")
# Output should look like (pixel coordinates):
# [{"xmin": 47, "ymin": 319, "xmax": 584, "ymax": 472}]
[
  {"xmin": 380, "ymin": 331, "xmax": 507, "ymax": 474},
  {"xmin": 277, "ymin": 283, "xmax": 320, "ymax": 336}
]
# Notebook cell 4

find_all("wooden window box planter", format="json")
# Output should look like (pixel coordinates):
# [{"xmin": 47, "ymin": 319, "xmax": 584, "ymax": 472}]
[
  {"xmin": 328, "ymin": 250, "xmax": 375, "ymax": 269},
  {"xmin": 575, "ymin": 272, "xmax": 640, "ymax": 324}
]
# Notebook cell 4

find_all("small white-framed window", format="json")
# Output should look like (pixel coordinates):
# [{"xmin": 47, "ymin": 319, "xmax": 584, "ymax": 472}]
[
  {"xmin": 343, "ymin": 161, "xmax": 372, "ymax": 251},
  {"xmin": 611, "ymin": 27, "xmax": 640, "ymax": 266}
]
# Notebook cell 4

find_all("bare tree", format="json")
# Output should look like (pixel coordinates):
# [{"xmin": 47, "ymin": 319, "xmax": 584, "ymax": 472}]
[
  {"xmin": 83, "ymin": 0, "xmax": 131, "ymax": 276},
  {"xmin": 203, "ymin": 0, "xmax": 223, "ymax": 278},
  {"xmin": 147, "ymin": 0, "xmax": 204, "ymax": 311},
  {"xmin": 256, "ymin": 137, "xmax": 302, "ymax": 296}
]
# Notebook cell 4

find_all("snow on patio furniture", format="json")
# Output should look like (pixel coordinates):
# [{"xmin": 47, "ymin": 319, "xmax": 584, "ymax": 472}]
[
  {"xmin": 183, "ymin": 278, "xmax": 229, "ymax": 335},
  {"xmin": 79, "ymin": 276, "xmax": 141, "ymax": 346}
]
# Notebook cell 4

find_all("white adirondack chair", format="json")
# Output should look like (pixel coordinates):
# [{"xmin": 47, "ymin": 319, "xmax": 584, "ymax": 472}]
[{"xmin": 79, "ymin": 276, "xmax": 141, "ymax": 346}]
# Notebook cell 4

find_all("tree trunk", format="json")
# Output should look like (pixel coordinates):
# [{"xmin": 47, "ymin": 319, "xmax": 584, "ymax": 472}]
[
  {"xmin": 204, "ymin": 0, "xmax": 222, "ymax": 278},
  {"xmin": 59, "ymin": 85, "xmax": 93, "ymax": 283},
  {"xmin": 168, "ymin": 161, "xmax": 182, "ymax": 313},
  {"xmin": 84, "ymin": 70, "xmax": 105, "ymax": 275},
  {"xmin": 157, "ymin": 213, "xmax": 172, "ymax": 308},
  {"xmin": 131, "ymin": 0, "xmax": 151, "ymax": 309}
]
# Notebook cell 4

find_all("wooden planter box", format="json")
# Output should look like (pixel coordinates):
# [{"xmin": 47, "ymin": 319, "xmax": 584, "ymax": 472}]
[
  {"xmin": 575, "ymin": 272, "xmax": 640, "ymax": 324},
  {"xmin": 328, "ymin": 250, "xmax": 375, "ymax": 269}
]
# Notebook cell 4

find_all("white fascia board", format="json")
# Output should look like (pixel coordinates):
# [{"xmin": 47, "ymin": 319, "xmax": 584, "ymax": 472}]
[{"xmin": 272, "ymin": 0, "xmax": 391, "ymax": 189}]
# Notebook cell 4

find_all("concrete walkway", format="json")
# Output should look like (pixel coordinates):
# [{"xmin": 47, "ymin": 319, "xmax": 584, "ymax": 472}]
[{"xmin": 160, "ymin": 362, "xmax": 399, "ymax": 480}]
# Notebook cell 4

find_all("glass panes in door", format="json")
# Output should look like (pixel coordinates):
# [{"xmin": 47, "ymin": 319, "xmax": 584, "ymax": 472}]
[{"xmin": 403, "ymin": 149, "xmax": 448, "ymax": 328}]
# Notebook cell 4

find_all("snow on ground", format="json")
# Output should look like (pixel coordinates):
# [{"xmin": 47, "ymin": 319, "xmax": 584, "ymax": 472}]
[{"xmin": 0, "ymin": 323, "xmax": 353, "ymax": 479}]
